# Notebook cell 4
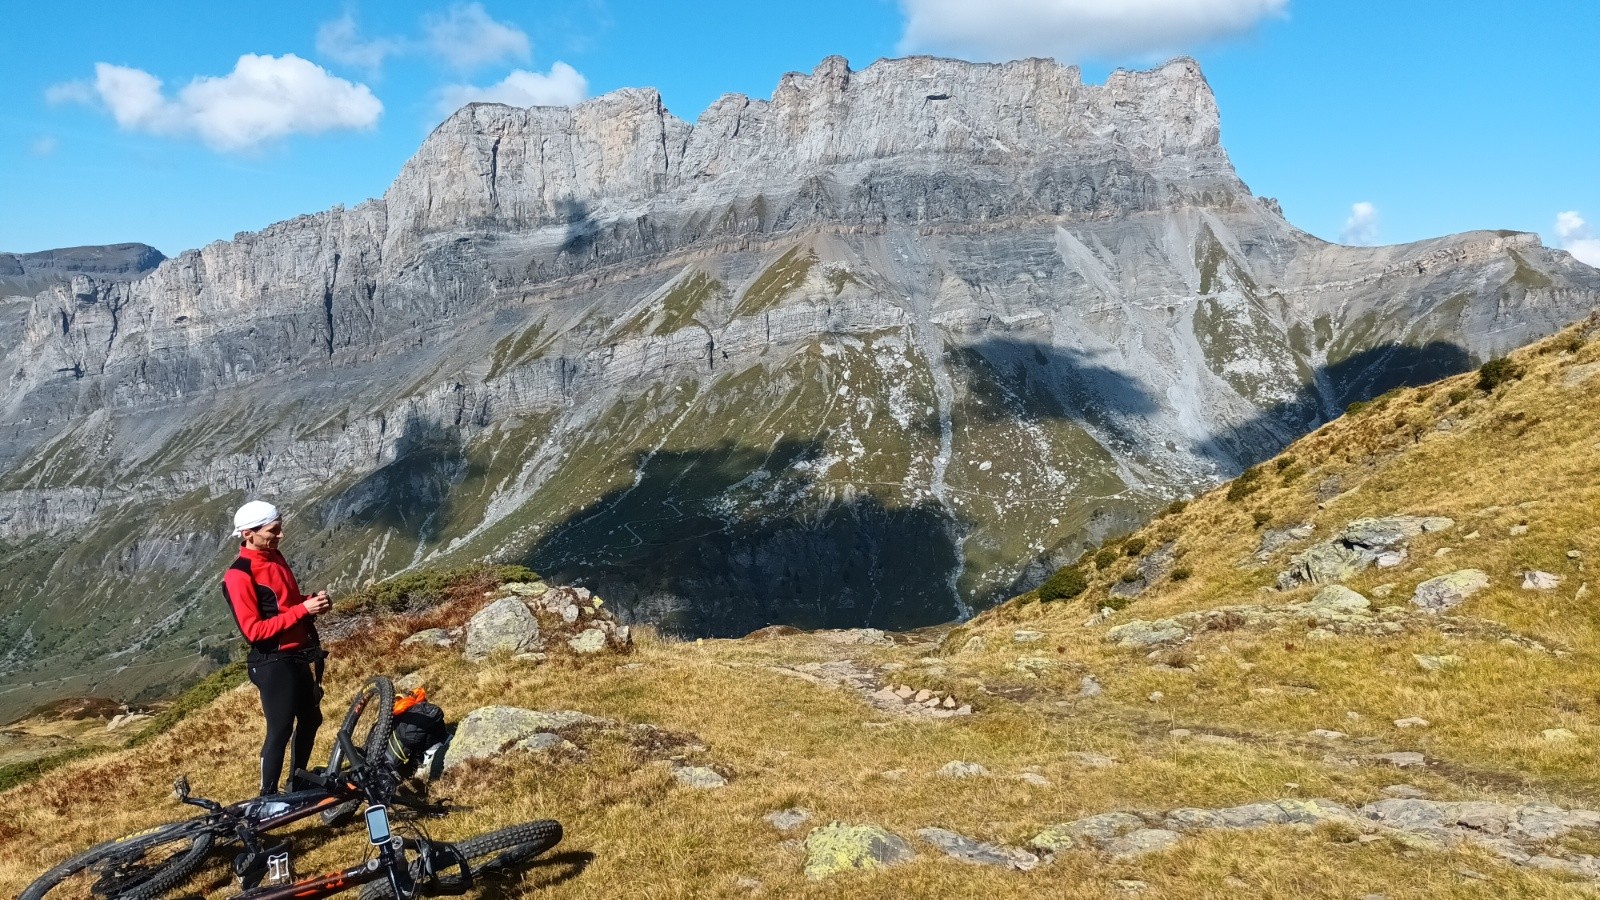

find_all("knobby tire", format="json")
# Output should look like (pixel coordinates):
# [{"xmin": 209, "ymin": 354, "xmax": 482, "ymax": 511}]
[
  {"xmin": 19, "ymin": 819, "xmax": 216, "ymax": 900},
  {"xmin": 356, "ymin": 819, "xmax": 563, "ymax": 899}
]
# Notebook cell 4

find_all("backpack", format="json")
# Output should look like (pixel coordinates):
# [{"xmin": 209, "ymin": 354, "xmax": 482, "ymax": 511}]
[{"xmin": 386, "ymin": 690, "xmax": 449, "ymax": 778}]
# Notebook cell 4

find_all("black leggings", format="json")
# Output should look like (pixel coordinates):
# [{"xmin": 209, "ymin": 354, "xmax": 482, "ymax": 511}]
[{"xmin": 248, "ymin": 656, "xmax": 323, "ymax": 795}]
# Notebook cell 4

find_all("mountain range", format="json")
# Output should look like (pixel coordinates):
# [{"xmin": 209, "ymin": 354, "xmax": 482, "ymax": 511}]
[{"xmin": 1, "ymin": 55, "xmax": 1596, "ymax": 720}]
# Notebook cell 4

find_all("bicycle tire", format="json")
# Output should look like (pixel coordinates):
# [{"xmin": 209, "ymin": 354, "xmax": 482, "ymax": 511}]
[
  {"xmin": 356, "ymin": 820, "xmax": 563, "ymax": 899},
  {"xmin": 19, "ymin": 819, "xmax": 216, "ymax": 900},
  {"xmin": 326, "ymin": 675, "xmax": 395, "ymax": 775}
]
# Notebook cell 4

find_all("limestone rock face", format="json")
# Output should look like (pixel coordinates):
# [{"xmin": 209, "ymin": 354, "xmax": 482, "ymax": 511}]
[{"xmin": 2, "ymin": 55, "xmax": 1598, "ymax": 717}]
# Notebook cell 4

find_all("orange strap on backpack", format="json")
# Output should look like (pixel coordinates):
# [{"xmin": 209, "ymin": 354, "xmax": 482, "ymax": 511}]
[{"xmin": 392, "ymin": 687, "xmax": 427, "ymax": 715}]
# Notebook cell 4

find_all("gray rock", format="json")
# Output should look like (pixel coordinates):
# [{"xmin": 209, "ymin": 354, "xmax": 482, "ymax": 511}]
[
  {"xmin": 401, "ymin": 628, "xmax": 455, "ymax": 648},
  {"xmin": 1375, "ymin": 550, "xmax": 1408, "ymax": 568},
  {"xmin": 1371, "ymin": 751, "xmax": 1427, "ymax": 768},
  {"xmin": 1255, "ymin": 523, "xmax": 1315, "ymax": 560},
  {"xmin": 1414, "ymin": 654, "xmax": 1463, "ymax": 672},
  {"xmin": 1105, "ymin": 619, "xmax": 1186, "ymax": 647},
  {"xmin": 1394, "ymin": 717, "xmax": 1431, "ymax": 728},
  {"xmin": 1307, "ymin": 729, "xmax": 1347, "ymax": 740},
  {"xmin": 938, "ymin": 761, "xmax": 989, "ymax": 778},
  {"xmin": 504, "ymin": 581, "xmax": 548, "ymax": 596},
  {"xmin": 464, "ymin": 597, "xmax": 543, "ymax": 661},
  {"xmin": 1342, "ymin": 516, "xmax": 1453, "ymax": 550},
  {"xmin": 566, "ymin": 628, "xmax": 608, "ymax": 654},
  {"xmin": 1279, "ymin": 541, "xmax": 1372, "ymax": 588},
  {"xmin": 1013, "ymin": 629, "xmax": 1045, "ymax": 643},
  {"xmin": 673, "ymin": 766, "xmax": 727, "ymax": 789},
  {"xmin": 765, "ymin": 808, "xmax": 813, "ymax": 831},
  {"xmin": 1105, "ymin": 828, "xmax": 1183, "ymax": 858},
  {"xmin": 802, "ymin": 823, "xmax": 914, "ymax": 880},
  {"xmin": 1064, "ymin": 751, "xmax": 1120, "ymax": 769},
  {"xmin": 1032, "ymin": 812, "xmax": 1146, "ymax": 851},
  {"xmin": 1078, "ymin": 675, "xmax": 1104, "ymax": 698},
  {"xmin": 444, "ymin": 706, "xmax": 604, "ymax": 769},
  {"xmin": 1410, "ymin": 570, "xmax": 1490, "ymax": 612},
  {"xmin": 1522, "ymin": 571, "xmax": 1561, "ymax": 590},
  {"xmin": 1305, "ymin": 584, "xmax": 1371, "ymax": 616},
  {"xmin": 917, "ymin": 828, "xmax": 1039, "ymax": 870}
]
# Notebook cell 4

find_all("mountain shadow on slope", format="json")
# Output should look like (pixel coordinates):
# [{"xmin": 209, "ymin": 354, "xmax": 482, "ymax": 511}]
[
  {"xmin": 523, "ymin": 441, "xmax": 964, "ymax": 638},
  {"xmin": 1197, "ymin": 340, "xmax": 1473, "ymax": 469},
  {"xmin": 319, "ymin": 412, "xmax": 470, "ymax": 543}
]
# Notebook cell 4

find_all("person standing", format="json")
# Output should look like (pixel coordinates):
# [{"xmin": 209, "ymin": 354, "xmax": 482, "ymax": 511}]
[{"xmin": 223, "ymin": 500, "xmax": 331, "ymax": 796}]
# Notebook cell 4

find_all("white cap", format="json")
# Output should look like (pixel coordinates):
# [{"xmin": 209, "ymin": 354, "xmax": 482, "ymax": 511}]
[{"xmin": 232, "ymin": 500, "xmax": 280, "ymax": 537}]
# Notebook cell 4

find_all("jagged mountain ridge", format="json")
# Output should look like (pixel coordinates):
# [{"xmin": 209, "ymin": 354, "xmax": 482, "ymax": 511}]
[{"xmin": 0, "ymin": 55, "xmax": 1596, "ymax": 719}]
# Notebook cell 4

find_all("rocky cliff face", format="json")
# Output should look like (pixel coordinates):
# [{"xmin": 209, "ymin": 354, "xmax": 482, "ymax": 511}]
[{"xmin": 0, "ymin": 56, "xmax": 1596, "ymax": 719}]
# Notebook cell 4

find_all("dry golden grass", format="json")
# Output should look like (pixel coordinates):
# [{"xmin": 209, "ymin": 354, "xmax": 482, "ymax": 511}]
[{"xmin": 4, "ymin": 321, "xmax": 1600, "ymax": 897}]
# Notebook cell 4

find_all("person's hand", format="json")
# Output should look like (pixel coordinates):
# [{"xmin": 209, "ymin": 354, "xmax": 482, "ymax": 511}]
[{"xmin": 304, "ymin": 591, "xmax": 332, "ymax": 615}]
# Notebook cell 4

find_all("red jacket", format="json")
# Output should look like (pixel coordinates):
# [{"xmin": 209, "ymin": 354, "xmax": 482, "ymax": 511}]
[{"xmin": 223, "ymin": 545, "xmax": 319, "ymax": 654}]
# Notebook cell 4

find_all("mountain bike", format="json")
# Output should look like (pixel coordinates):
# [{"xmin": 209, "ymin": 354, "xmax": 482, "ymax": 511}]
[
  {"xmin": 21, "ymin": 676, "xmax": 402, "ymax": 900},
  {"xmin": 223, "ymin": 727, "xmax": 562, "ymax": 899}
]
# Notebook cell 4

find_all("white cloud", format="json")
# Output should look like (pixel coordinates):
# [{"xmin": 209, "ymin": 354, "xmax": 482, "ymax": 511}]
[
  {"xmin": 30, "ymin": 136, "xmax": 59, "ymax": 157},
  {"xmin": 1555, "ymin": 211, "xmax": 1600, "ymax": 268},
  {"xmin": 898, "ymin": 0, "xmax": 1288, "ymax": 62},
  {"xmin": 316, "ymin": 13, "xmax": 405, "ymax": 74},
  {"xmin": 51, "ymin": 56, "xmax": 382, "ymax": 153},
  {"xmin": 1340, "ymin": 201, "xmax": 1378, "ymax": 246},
  {"xmin": 436, "ymin": 63, "xmax": 588, "ymax": 116},
  {"xmin": 44, "ymin": 80, "xmax": 96, "ymax": 106},
  {"xmin": 423, "ymin": 3, "xmax": 532, "ymax": 71}
]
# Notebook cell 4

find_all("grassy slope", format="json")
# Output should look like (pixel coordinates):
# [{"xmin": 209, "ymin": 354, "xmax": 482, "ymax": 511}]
[{"xmin": 2, "ymin": 321, "xmax": 1599, "ymax": 898}]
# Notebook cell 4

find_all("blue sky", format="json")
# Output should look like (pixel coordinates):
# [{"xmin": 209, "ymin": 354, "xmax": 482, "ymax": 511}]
[{"xmin": 2, "ymin": 1, "xmax": 1597, "ymax": 266}]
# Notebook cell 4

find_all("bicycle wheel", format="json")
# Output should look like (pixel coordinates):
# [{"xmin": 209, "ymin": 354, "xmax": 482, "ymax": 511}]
[
  {"xmin": 356, "ymin": 820, "xmax": 562, "ymax": 899},
  {"xmin": 19, "ymin": 819, "xmax": 216, "ymax": 900},
  {"xmin": 326, "ymin": 675, "xmax": 395, "ymax": 774}
]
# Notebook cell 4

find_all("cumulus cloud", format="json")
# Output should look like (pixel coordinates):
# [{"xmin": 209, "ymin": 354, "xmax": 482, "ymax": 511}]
[
  {"xmin": 1556, "ymin": 211, "xmax": 1600, "ymax": 268},
  {"xmin": 423, "ymin": 3, "xmax": 532, "ymax": 71},
  {"xmin": 44, "ymin": 80, "xmax": 96, "ymax": 106},
  {"xmin": 316, "ymin": 13, "xmax": 405, "ymax": 74},
  {"xmin": 1340, "ymin": 201, "xmax": 1379, "ymax": 246},
  {"xmin": 436, "ymin": 63, "xmax": 588, "ymax": 116},
  {"xmin": 46, "ymin": 55, "xmax": 381, "ymax": 153},
  {"xmin": 898, "ymin": 0, "xmax": 1288, "ymax": 62}
]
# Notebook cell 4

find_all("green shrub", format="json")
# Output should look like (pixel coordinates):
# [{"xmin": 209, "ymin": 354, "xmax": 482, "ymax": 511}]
[
  {"xmin": 1120, "ymin": 571, "xmax": 1144, "ymax": 584},
  {"xmin": 336, "ymin": 564, "xmax": 539, "ymax": 616},
  {"xmin": 1447, "ymin": 388, "xmax": 1472, "ymax": 406},
  {"xmin": 128, "ymin": 660, "xmax": 248, "ymax": 748},
  {"xmin": 1170, "ymin": 566, "xmax": 1193, "ymax": 582},
  {"xmin": 1123, "ymin": 536, "xmax": 1148, "ymax": 557},
  {"xmin": 1274, "ymin": 455, "xmax": 1297, "ymax": 472},
  {"xmin": 1161, "ymin": 500, "xmax": 1189, "ymax": 517},
  {"xmin": 1093, "ymin": 548, "xmax": 1119, "ymax": 570},
  {"xmin": 1279, "ymin": 463, "xmax": 1306, "ymax": 484},
  {"xmin": 1345, "ymin": 400, "xmax": 1373, "ymax": 416},
  {"xmin": 1252, "ymin": 510, "xmax": 1272, "ymax": 528},
  {"xmin": 1477, "ymin": 357, "xmax": 1524, "ymax": 392},
  {"xmin": 1226, "ymin": 466, "xmax": 1266, "ymax": 502},
  {"xmin": 1101, "ymin": 596, "xmax": 1132, "ymax": 611},
  {"xmin": 1037, "ymin": 566, "xmax": 1088, "ymax": 603}
]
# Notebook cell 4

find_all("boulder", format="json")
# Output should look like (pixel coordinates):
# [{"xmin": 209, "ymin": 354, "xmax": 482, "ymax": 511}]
[
  {"xmin": 765, "ymin": 808, "xmax": 812, "ymax": 831},
  {"xmin": 1305, "ymin": 585, "xmax": 1370, "ymax": 616},
  {"xmin": 1030, "ymin": 812, "xmax": 1145, "ymax": 851},
  {"xmin": 443, "ymin": 706, "xmax": 604, "ymax": 769},
  {"xmin": 1105, "ymin": 619, "xmax": 1186, "ymax": 647},
  {"xmin": 1410, "ymin": 570, "xmax": 1490, "ymax": 612},
  {"xmin": 464, "ymin": 597, "xmax": 543, "ymax": 661},
  {"xmin": 1342, "ymin": 516, "xmax": 1453, "ymax": 550},
  {"xmin": 402, "ymin": 628, "xmax": 454, "ymax": 648},
  {"xmin": 673, "ymin": 766, "xmax": 727, "ymax": 789},
  {"xmin": 1279, "ymin": 541, "xmax": 1371, "ymax": 588},
  {"xmin": 504, "ymin": 581, "xmax": 548, "ymax": 597},
  {"xmin": 567, "ymin": 628, "xmax": 608, "ymax": 654},
  {"xmin": 1522, "ymin": 571, "xmax": 1561, "ymax": 591},
  {"xmin": 938, "ymin": 761, "xmax": 989, "ymax": 778},
  {"xmin": 802, "ymin": 823, "xmax": 914, "ymax": 880}
]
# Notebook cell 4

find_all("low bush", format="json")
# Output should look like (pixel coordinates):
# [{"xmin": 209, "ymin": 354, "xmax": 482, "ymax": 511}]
[
  {"xmin": 1037, "ymin": 566, "xmax": 1088, "ymax": 603},
  {"xmin": 1093, "ymin": 548, "xmax": 1119, "ymax": 570},
  {"xmin": 335, "ymin": 564, "xmax": 539, "ymax": 616},
  {"xmin": 1170, "ymin": 566, "xmax": 1193, "ymax": 582},
  {"xmin": 1226, "ymin": 466, "xmax": 1266, "ymax": 502},
  {"xmin": 1477, "ymin": 357, "xmax": 1524, "ymax": 391},
  {"xmin": 1123, "ymin": 536, "xmax": 1148, "ymax": 557}
]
